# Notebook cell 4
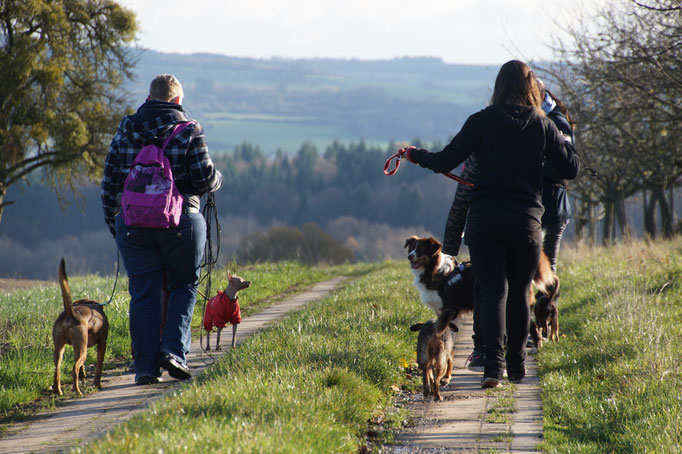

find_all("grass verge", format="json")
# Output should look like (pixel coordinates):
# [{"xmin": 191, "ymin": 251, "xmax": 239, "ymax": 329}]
[
  {"xmin": 79, "ymin": 261, "xmax": 429, "ymax": 453},
  {"xmin": 537, "ymin": 238, "xmax": 682, "ymax": 453}
]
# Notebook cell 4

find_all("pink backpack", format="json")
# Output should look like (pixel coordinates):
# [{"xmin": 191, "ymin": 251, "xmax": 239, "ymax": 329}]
[{"xmin": 121, "ymin": 121, "xmax": 194, "ymax": 228}]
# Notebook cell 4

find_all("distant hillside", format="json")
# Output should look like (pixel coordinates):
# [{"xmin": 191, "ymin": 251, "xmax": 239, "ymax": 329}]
[{"xmin": 126, "ymin": 50, "xmax": 497, "ymax": 153}]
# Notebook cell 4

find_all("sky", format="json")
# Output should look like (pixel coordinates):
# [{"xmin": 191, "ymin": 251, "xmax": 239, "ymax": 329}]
[{"xmin": 118, "ymin": 0, "xmax": 609, "ymax": 65}]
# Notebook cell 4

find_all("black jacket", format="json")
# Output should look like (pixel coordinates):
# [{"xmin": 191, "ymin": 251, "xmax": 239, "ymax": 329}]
[
  {"xmin": 542, "ymin": 107, "xmax": 575, "ymax": 224},
  {"xmin": 411, "ymin": 104, "xmax": 580, "ymax": 227}
]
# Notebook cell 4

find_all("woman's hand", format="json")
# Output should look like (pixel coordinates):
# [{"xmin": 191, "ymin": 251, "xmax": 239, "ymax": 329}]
[{"xmin": 398, "ymin": 146, "xmax": 417, "ymax": 163}]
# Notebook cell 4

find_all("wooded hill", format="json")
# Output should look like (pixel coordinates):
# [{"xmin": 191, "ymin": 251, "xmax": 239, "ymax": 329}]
[{"xmin": 127, "ymin": 51, "xmax": 497, "ymax": 153}]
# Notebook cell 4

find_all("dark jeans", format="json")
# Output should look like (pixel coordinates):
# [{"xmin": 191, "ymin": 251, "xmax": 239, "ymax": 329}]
[
  {"xmin": 115, "ymin": 212, "xmax": 206, "ymax": 380},
  {"xmin": 465, "ymin": 219, "xmax": 542, "ymax": 379},
  {"xmin": 542, "ymin": 221, "xmax": 567, "ymax": 273}
]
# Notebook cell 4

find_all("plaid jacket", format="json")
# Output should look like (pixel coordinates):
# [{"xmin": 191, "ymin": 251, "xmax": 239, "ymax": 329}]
[{"xmin": 101, "ymin": 100, "xmax": 223, "ymax": 234}]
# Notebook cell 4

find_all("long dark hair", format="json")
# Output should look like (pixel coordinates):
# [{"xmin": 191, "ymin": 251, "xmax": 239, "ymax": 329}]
[
  {"xmin": 490, "ymin": 60, "xmax": 543, "ymax": 113},
  {"xmin": 546, "ymin": 89, "xmax": 576, "ymax": 130}
]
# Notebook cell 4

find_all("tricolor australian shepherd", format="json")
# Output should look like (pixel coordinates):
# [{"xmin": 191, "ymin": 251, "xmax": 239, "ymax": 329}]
[{"xmin": 405, "ymin": 236, "xmax": 559, "ymax": 324}]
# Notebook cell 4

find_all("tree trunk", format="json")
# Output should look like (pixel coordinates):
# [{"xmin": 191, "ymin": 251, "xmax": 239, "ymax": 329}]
[
  {"xmin": 0, "ymin": 183, "xmax": 10, "ymax": 226},
  {"xmin": 615, "ymin": 192, "xmax": 631, "ymax": 240},
  {"xmin": 643, "ymin": 189, "xmax": 655, "ymax": 238},
  {"xmin": 589, "ymin": 200, "xmax": 597, "ymax": 246},
  {"xmin": 645, "ymin": 189, "xmax": 659, "ymax": 239},
  {"xmin": 656, "ymin": 185, "xmax": 674, "ymax": 238},
  {"xmin": 602, "ymin": 199, "xmax": 614, "ymax": 246},
  {"xmin": 573, "ymin": 197, "xmax": 586, "ymax": 243}
]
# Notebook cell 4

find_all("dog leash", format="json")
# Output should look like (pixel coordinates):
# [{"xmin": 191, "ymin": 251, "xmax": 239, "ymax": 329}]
[
  {"xmin": 384, "ymin": 146, "xmax": 474, "ymax": 187},
  {"xmin": 101, "ymin": 248, "xmax": 120, "ymax": 307},
  {"xmin": 198, "ymin": 192, "xmax": 221, "ymax": 364}
]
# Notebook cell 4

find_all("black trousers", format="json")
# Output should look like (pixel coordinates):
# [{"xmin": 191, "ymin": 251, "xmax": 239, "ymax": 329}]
[
  {"xmin": 542, "ymin": 220, "xmax": 567, "ymax": 273},
  {"xmin": 465, "ymin": 219, "xmax": 542, "ymax": 379}
]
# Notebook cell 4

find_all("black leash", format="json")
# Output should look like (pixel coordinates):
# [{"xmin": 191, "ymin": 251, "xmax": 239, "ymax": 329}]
[
  {"xmin": 198, "ymin": 192, "xmax": 221, "ymax": 363},
  {"xmin": 101, "ymin": 248, "xmax": 120, "ymax": 307}
]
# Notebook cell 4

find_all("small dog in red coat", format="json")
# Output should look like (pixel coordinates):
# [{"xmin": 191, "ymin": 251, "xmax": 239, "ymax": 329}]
[{"xmin": 203, "ymin": 273, "xmax": 251, "ymax": 350}]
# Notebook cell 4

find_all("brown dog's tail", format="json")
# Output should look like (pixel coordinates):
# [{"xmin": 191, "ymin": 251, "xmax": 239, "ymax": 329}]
[
  {"xmin": 533, "ymin": 251, "xmax": 560, "ymax": 300},
  {"xmin": 435, "ymin": 309, "xmax": 458, "ymax": 336},
  {"xmin": 59, "ymin": 258, "xmax": 75, "ymax": 319}
]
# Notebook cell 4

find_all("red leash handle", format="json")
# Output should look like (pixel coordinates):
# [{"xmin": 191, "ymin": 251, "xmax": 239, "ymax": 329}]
[
  {"xmin": 383, "ymin": 147, "xmax": 410, "ymax": 176},
  {"xmin": 383, "ymin": 146, "xmax": 474, "ymax": 187}
]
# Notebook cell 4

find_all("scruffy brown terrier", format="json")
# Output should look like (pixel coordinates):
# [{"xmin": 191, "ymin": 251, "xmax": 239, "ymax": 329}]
[
  {"xmin": 410, "ymin": 309, "xmax": 458, "ymax": 401},
  {"xmin": 52, "ymin": 259, "xmax": 109, "ymax": 395}
]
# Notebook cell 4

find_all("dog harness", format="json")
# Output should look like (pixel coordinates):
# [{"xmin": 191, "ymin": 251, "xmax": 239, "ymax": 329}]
[{"xmin": 443, "ymin": 263, "xmax": 470, "ymax": 291}]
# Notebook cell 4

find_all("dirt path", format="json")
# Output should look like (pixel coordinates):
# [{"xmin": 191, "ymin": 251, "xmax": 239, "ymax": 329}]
[
  {"xmin": 388, "ymin": 316, "xmax": 543, "ymax": 453},
  {"xmin": 0, "ymin": 277, "xmax": 348, "ymax": 454}
]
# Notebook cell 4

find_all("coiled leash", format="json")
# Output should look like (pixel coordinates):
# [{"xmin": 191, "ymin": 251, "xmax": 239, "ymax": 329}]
[
  {"xmin": 384, "ymin": 146, "xmax": 474, "ymax": 187},
  {"xmin": 198, "ymin": 192, "xmax": 221, "ymax": 364}
]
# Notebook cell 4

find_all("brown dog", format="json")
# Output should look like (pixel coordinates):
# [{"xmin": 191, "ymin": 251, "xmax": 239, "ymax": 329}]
[
  {"xmin": 52, "ymin": 259, "xmax": 109, "ymax": 395},
  {"xmin": 530, "ymin": 281, "xmax": 560, "ymax": 350},
  {"xmin": 410, "ymin": 310, "xmax": 457, "ymax": 401},
  {"xmin": 203, "ymin": 273, "xmax": 251, "ymax": 350}
]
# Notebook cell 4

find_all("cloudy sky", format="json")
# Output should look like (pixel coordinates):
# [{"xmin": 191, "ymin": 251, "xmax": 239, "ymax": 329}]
[{"xmin": 118, "ymin": 0, "xmax": 609, "ymax": 64}]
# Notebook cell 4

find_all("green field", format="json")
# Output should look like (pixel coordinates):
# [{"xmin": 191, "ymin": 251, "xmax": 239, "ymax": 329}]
[{"xmin": 201, "ymin": 115, "xmax": 390, "ymax": 155}]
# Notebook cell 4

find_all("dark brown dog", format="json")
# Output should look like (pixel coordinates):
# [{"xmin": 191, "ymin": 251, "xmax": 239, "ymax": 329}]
[
  {"xmin": 410, "ymin": 310, "xmax": 458, "ymax": 401},
  {"xmin": 52, "ymin": 259, "xmax": 109, "ymax": 395},
  {"xmin": 530, "ymin": 282, "xmax": 560, "ymax": 350}
]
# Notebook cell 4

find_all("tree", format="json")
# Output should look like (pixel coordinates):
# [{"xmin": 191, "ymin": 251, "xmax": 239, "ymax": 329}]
[
  {"xmin": 0, "ymin": 0, "xmax": 137, "ymax": 224},
  {"xmin": 545, "ymin": 0, "xmax": 681, "ymax": 242}
]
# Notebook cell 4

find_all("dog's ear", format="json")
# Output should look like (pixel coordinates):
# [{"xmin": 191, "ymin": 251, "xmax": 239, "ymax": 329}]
[
  {"xmin": 427, "ymin": 237, "xmax": 442, "ymax": 256},
  {"xmin": 404, "ymin": 236, "xmax": 418, "ymax": 249},
  {"xmin": 410, "ymin": 322, "xmax": 424, "ymax": 332},
  {"xmin": 448, "ymin": 322, "xmax": 459, "ymax": 332}
]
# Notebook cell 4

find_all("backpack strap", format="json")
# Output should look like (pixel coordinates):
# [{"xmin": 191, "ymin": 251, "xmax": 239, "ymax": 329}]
[{"xmin": 160, "ymin": 120, "xmax": 196, "ymax": 150}]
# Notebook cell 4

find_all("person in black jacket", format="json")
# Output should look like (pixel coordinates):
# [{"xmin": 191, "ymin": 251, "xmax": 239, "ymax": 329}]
[
  {"xmin": 403, "ymin": 60, "xmax": 580, "ymax": 388},
  {"xmin": 538, "ymin": 81, "xmax": 576, "ymax": 274},
  {"xmin": 444, "ymin": 83, "xmax": 577, "ymax": 367}
]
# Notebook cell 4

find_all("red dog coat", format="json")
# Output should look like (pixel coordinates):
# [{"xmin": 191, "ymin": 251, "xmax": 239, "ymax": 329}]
[{"xmin": 203, "ymin": 291, "xmax": 241, "ymax": 331}]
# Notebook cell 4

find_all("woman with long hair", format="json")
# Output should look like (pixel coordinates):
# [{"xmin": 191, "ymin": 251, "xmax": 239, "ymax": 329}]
[{"xmin": 403, "ymin": 60, "xmax": 580, "ymax": 387}]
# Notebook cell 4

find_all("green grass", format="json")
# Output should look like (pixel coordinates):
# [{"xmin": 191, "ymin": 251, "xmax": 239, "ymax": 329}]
[
  {"xmin": 0, "ymin": 261, "xmax": 360, "ymax": 424},
  {"xmin": 538, "ymin": 238, "xmax": 682, "ymax": 453},
  {"xmin": 79, "ymin": 261, "xmax": 430, "ymax": 453}
]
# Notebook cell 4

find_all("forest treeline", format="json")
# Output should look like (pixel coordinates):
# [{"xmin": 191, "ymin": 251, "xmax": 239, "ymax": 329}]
[
  {"xmin": 0, "ymin": 133, "xmax": 679, "ymax": 279},
  {"xmin": 0, "ymin": 139, "xmax": 453, "ymax": 279}
]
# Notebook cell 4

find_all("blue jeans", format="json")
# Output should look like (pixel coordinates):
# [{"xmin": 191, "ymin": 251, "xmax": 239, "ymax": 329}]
[{"xmin": 115, "ymin": 212, "xmax": 206, "ymax": 380}]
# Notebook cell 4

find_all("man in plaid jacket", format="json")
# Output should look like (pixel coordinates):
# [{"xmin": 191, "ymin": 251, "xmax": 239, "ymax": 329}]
[{"xmin": 101, "ymin": 74, "xmax": 223, "ymax": 385}]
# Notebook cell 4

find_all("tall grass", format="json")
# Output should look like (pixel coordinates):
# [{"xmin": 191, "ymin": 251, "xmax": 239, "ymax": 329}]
[
  {"xmin": 78, "ymin": 261, "xmax": 430, "ymax": 453},
  {"xmin": 0, "ymin": 261, "xmax": 363, "ymax": 423},
  {"xmin": 538, "ymin": 238, "xmax": 682, "ymax": 453}
]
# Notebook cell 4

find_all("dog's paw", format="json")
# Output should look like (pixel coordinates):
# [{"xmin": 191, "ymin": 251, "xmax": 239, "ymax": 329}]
[
  {"xmin": 50, "ymin": 385, "xmax": 63, "ymax": 396},
  {"xmin": 439, "ymin": 377, "xmax": 451, "ymax": 387}
]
